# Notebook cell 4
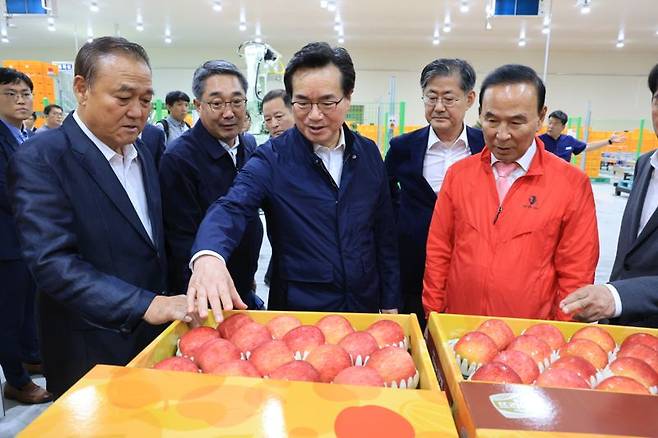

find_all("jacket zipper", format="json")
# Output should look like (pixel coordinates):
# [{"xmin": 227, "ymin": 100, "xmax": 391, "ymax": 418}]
[{"xmin": 493, "ymin": 205, "xmax": 502, "ymax": 224}]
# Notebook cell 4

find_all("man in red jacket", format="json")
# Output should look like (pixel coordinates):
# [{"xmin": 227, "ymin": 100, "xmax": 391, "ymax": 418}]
[{"xmin": 423, "ymin": 64, "xmax": 599, "ymax": 321}]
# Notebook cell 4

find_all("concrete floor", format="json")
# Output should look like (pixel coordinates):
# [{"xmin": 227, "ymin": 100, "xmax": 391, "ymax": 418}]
[{"xmin": 0, "ymin": 182, "xmax": 629, "ymax": 436}]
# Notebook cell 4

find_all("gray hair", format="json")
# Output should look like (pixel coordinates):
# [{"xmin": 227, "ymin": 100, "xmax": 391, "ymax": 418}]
[
  {"xmin": 420, "ymin": 58, "xmax": 476, "ymax": 93},
  {"xmin": 192, "ymin": 60, "xmax": 248, "ymax": 99}
]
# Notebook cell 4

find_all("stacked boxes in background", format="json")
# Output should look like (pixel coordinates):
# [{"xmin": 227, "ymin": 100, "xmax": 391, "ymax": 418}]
[{"xmin": 1, "ymin": 60, "xmax": 59, "ymax": 114}]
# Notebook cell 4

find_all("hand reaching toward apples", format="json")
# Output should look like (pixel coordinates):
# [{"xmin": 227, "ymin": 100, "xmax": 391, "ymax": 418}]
[
  {"xmin": 559, "ymin": 285, "xmax": 616, "ymax": 322},
  {"xmin": 143, "ymin": 295, "xmax": 196, "ymax": 325},
  {"xmin": 187, "ymin": 255, "xmax": 247, "ymax": 322}
]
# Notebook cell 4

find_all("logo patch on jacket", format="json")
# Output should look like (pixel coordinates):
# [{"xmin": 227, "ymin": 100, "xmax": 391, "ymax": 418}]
[{"xmin": 523, "ymin": 195, "xmax": 539, "ymax": 209}]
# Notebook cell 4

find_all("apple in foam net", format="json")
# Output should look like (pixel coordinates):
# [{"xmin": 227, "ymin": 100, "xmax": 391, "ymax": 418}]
[
  {"xmin": 338, "ymin": 331, "xmax": 379, "ymax": 365},
  {"xmin": 305, "ymin": 344, "xmax": 352, "ymax": 383},
  {"xmin": 333, "ymin": 366, "xmax": 385, "ymax": 387},
  {"xmin": 506, "ymin": 335, "xmax": 552, "ymax": 366},
  {"xmin": 492, "ymin": 350, "xmax": 539, "ymax": 384},
  {"xmin": 229, "ymin": 321, "xmax": 272, "ymax": 355},
  {"xmin": 453, "ymin": 331, "xmax": 498, "ymax": 365},
  {"xmin": 178, "ymin": 326, "xmax": 220, "ymax": 358},
  {"xmin": 549, "ymin": 355, "xmax": 597, "ymax": 382},
  {"xmin": 471, "ymin": 362, "xmax": 522, "ymax": 384},
  {"xmin": 609, "ymin": 357, "xmax": 658, "ymax": 389},
  {"xmin": 282, "ymin": 325, "xmax": 325, "ymax": 356},
  {"xmin": 194, "ymin": 338, "xmax": 242, "ymax": 373},
  {"xmin": 570, "ymin": 326, "xmax": 616, "ymax": 354},
  {"xmin": 249, "ymin": 340, "xmax": 294, "ymax": 376},
  {"xmin": 266, "ymin": 315, "xmax": 302, "ymax": 340},
  {"xmin": 153, "ymin": 356, "xmax": 200, "ymax": 373},
  {"xmin": 621, "ymin": 333, "xmax": 658, "ymax": 352},
  {"xmin": 595, "ymin": 376, "xmax": 650, "ymax": 395},
  {"xmin": 217, "ymin": 313, "xmax": 253, "ymax": 339},
  {"xmin": 366, "ymin": 320, "xmax": 406, "ymax": 348},
  {"xmin": 269, "ymin": 360, "xmax": 321, "ymax": 383},
  {"xmin": 315, "ymin": 314, "xmax": 355, "ymax": 344},
  {"xmin": 366, "ymin": 346, "xmax": 417, "ymax": 386},
  {"xmin": 618, "ymin": 343, "xmax": 658, "ymax": 374},
  {"xmin": 206, "ymin": 359, "xmax": 261, "ymax": 378},
  {"xmin": 523, "ymin": 323, "xmax": 566, "ymax": 351},
  {"xmin": 476, "ymin": 319, "xmax": 515, "ymax": 350},
  {"xmin": 535, "ymin": 367, "xmax": 590, "ymax": 389},
  {"xmin": 559, "ymin": 339, "xmax": 608, "ymax": 370}
]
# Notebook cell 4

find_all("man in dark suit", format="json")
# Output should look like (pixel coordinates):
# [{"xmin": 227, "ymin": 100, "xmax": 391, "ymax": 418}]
[
  {"xmin": 159, "ymin": 60, "xmax": 263, "ymax": 308},
  {"xmin": 384, "ymin": 59, "xmax": 484, "ymax": 328},
  {"xmin": 0, "ymin": 67, "xmax": 51, "ymax": 404},
  {"xmin": 561, "ymin": 63, "xmax": 658, "ymax": 328},
  {"xmin": 141, "ymin": 123, "xmax": 166, "ymax": 167},
  {"xmin": 8, "ymin": 37, "xmax": 191, "ymax": 398},
  {"xmin": 185, "ymin": 43, "xmax": 399, "ymax": 321}
]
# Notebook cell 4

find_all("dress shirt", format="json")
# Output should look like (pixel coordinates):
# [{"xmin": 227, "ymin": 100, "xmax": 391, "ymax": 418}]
[
  {"xmin": 313, "ymin": 128, "xmax": 346, "ymax": 187},
  {"xmin": 220, "ymin": 136, "xmax": 241, "ymax": 167},
  {"xmin": 1, "ymin": 118, "xmax": 27, "ymax": 144},
  {"xmin": 490, "ymin": 139, "xmax": 537, "ymax": 185},
  {"xmin": 424, "ymin": 125, "xmax": 471, "ymax": 193}
]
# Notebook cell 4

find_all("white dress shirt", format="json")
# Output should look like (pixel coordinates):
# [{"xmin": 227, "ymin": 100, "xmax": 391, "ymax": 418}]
[
  {"xmin": 72, "ymin": 111, "xmax": 153, "ymax": 242},
  {"xmin": 423, "ymin": 125, "xmax": 471, "ymax": 193},
  {"xmin": 220, "ymin": 136, "xmax": 241, "ymax": 167},
  {"xmin": 313, "ymin": 128, "xmax": 346, "ymax": 187},
  {"xmin": 490, "ymin": 139, "xmax": 537, "ymax": 184}
]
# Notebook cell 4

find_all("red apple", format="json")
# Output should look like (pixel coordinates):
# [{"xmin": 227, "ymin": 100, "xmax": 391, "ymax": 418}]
[
  {"xmin": 618, "ymin": 343, "xmax": 658, "ymax": 374},
  {"xmin": 471, "ymin": 362, "xmax": 522, "ymax": 384},
  {"xmin": 266, "ymin": 315, "xmax": 302, "ymax": 340},
  {"xmin": 282, "ymin": 325, "xmax": 325, "ymax": 358},
  {"xmin": 506, "ymin": 335, "xmax": 552, "ymax": 367},
  {"xmin": 316, "ymin": 314, "xmax": 355, "ymax": 344},
  {"xmin": 559, "ymin": 339, "xmax": 608, "ymax": 370},
  {"xmin": 454, "ymin": 331, "xmax": 498, "ymax": 365},
  {"xmin": 609, "ymin": 357, "xmax": 658, "ymax": 389},
  {"xmin": 621, "ymin": 333, "xmax": 658, "ymax": 352},
  {"xmin": 492, "ymin": 350, "xmax": 539, "ymax": 384},
  {"xmin": 333, "ymin": 366, "xmax": 385, "ymax": 387},
  {"xmin": 249, "ymin": 340, "xmax": 294, "ymax": 376},
  {"xmin": 217, "ymin": 313, "xmax": 253, "ymax": 339},
  {"xmin": 571, "ymin": 326, "xmax": 616, "ymax": 354},
  {"xmin": 338, "ymin": 331, "xmax": 379, "ymax": 365},
  {"xmin": 476, "ymin": 319, "xmax": 515, "ymax": 350},
  {"xmin": 535, "ymin": 367, "xmax": 589, "ymax": 389},
  {"xmin": 366, "ymin": 320, "xmax": 406, "ymax": 348},
  {"xmin": 596, "ymin": 376, "xmax": 650, "ymax": 395},
  {"xmin": 179, "ymin": 326, "xmax": 220, "ymax": 358},
  {"xmin": 153, "ymin": 356, "xmax": 199, "ymax": 373},
  {"xmin": 269, "ymin": 360, "xmax": 321, "ymax": 383},
  {"xmin": 523, "ymin": 323, "xmax": 566, "ymax": 351},
  {"xmin": 206, "ymin": 359, "xmax": 261, "ymax": 378},
  {"xmin": 194, "ymin": 338, "xmax": 241, "ymax": 372},
  {"xmin": 229, "ymin": 321, "xmax": 272, "ymax": 356},
  {"xmin": 366, "ymin": 346, "xmax": 417, "ymax": 387},
  {"xmin": 550, "ymin": 355, "xmax": 597, "ymax": 382},
  {"xmin": 306, "ymin": 344, "xmax": 352, "ymax": 383}
]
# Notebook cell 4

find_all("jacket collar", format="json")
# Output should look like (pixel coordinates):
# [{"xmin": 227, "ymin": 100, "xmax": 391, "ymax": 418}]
[
  {"xmin": 192, "ymin": 120, "xmax": 246, "ymax": 161},
  {"xmin": 480, "ymin": 136, "xmax": 546, "ymax": 177},
  {"xmin": 294, "ymin": 123, "xmax": 357, "ymax": 158}
]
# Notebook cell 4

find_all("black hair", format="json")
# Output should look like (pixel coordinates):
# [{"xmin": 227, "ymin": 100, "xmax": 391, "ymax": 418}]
[
  {"xmin": 0, "ymin": 67, "xmax": 34, "ymax": 91},
  {"xmin": 192, "ymin": 60, "xmax": 248, "ymax": 99},
  {"xmin": 284, "ymin": 42, "xmax": 355, "ymax": 97},
  {"xmin": 165, "ymin": 91, "xmax": 190, "ymax": 106},
  {"xmin": 262, "ymin": 89, "xmax": 292, "ymax": 109},
  {"xmin": 479, "ymin": 64, "xmax": 546, "ymax": 114},
  {"xmin": 43, "ymin": 104, "xmax": 63, "ymax": 115},
  {"xmin": 548, "ymin": 110, "xmax": 568, "ymax": 125},
  {"xmin": 649, "ymin": 63, "xmax": 658, "ymax": 96},
  {"xmin": 75, "ymin": 36, "xmax": 150, "ymax": 87},
  {"xmin": 420, "ymin": 58, "xmax": 476, "ymax": 92}
]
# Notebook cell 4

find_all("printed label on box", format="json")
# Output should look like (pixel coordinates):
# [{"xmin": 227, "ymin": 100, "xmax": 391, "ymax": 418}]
[{"xmin": 489, "ymin": 392, "xmax": 555, "ymax": 420}]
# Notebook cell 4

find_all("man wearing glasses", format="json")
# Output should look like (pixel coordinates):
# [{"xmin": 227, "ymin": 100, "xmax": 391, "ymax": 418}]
[
  {"xmin": 0, "ymin": 67, "xmax": 51, "ymax": 404},
  {"xmin": 384, "ymin": 59, "xmax": 484, "ymax": 328},
  {"xmin": 186, "ymin": 42, "xmax": 399, "ymax": 319},
  {"xmin": 159, "ymin": 60, "xmax": 263, "ymax": 309}
]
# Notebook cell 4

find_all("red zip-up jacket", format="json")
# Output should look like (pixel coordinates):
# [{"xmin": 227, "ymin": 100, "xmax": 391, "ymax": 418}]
[{"xmin": 422, "ymin": 138, "xmax": 599, "ymax": 320}]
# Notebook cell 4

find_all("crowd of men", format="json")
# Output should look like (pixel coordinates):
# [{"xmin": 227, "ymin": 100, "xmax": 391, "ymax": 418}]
[{"xmin": 1, "ymin": 35, "xmax": 657, "ymax": 403}]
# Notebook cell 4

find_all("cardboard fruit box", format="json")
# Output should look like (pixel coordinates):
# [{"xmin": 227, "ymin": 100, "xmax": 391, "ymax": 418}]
[{"xmin": 426, "ymin": 313, "xmax": 658, "ymax": 438}]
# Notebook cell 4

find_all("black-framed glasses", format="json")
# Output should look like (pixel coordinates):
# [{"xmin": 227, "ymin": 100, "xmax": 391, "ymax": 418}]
[
  {"xmin": 1, "ymin": 91, "xmax": 33, "ymax": 101},
  {"xmin": 203, "ymin": 98, "xmax": 247, "ymax": 112},
  {"xmin": 291, "ymin": 96, "xmax": 344, "ymax": 113},
  {"xmin": 422, "ymin": 95, "xmax": 460, "ymax": 108}
]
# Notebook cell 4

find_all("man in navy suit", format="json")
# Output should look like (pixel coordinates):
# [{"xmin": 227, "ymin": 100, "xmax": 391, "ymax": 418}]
[
  {"xmin": 159, "ymin": 60, "xmax": 263, "ymax": 308},
  {"xmin": 185, "ymin": 42, "xmax": 400, "ymax": 320},
  {"xmin": 8, "ymin": 37, "xmax": 191, "ymax": 398},
  {"xmin": 141, "ymin": 123, "xmax": 166, "ymax": 167},
  {"xmin": 384, "ymin": 59, "xmax": 484, "ymax": 328},
  {"xmin": 0, "ymin": 67, "xmax": 51, "ymax": 404},
  {"xmin": 561, "ymin": 63, "xmax": 658, "ymax": 328}
]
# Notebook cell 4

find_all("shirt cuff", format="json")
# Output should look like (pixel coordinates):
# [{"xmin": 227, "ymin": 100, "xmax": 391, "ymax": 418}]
[
  {"xmin": 189, "ymin": 250, "xmax": 226, "ymax": 271},
  {"xmin": 605, "ymin": 283, "xmax": 623, "ymax": 318}
]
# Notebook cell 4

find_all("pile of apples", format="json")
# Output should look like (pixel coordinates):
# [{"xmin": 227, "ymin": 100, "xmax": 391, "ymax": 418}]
[
  {"xmin": 452, "ymin": 319, "xmax": 658, "ymax": 395},
  {"xmin": 152, "ymin": 313, "xmax": 419, "ymax": 389}
]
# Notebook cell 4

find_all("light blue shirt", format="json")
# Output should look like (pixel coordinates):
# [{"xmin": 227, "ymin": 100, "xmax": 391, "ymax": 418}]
[{"xmin": 0, "ymin": 118, "xmax": 26, "ymax": 144}]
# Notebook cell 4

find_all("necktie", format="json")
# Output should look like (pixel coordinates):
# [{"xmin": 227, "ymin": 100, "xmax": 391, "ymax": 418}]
[{"xmin": 494, "ymin": 161, "xmax": 519, "ymax": 202}]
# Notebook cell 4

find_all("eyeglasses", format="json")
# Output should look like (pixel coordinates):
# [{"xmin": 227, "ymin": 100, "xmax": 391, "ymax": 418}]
[
  {"xmin": 422, "ymin": 95, "xmax": 460, "ymax": 108},
  {"xmin": 291, "ymin": 96, "xmax": 344, "ymax": 113},
  {"xmin": 1, "ymin": 91, "xmax": 33, "ymax": 101},
  {"xmin": 203, "ymin": 98, "xmax": 247, "ymax": 112}
]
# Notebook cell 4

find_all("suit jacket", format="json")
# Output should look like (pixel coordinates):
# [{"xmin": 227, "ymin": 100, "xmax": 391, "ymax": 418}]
[
  {"xmin": 159, "ymin": 122, "xmax": 263, "ymax": 299},
  {"xmin": 384, "ymin": 125, "xmax": 485, "ymax": 306},
  {"xmin": 7, "ymin": 115, "xmax": 168, "ymax": 396},
  {"xmin": 192, "ymin": 125, "xmax": 400, "ymax": 313},
  {"xmin": 0, "ymin": 120, "xmax": 23, "ymax": 261},
  {"xmin": 141, "ymin": 123, "xmax": 166, "ymax": 167},
  {"xmin": 609, "ymin": 150, "xmax": 658, "ymax": 328}
]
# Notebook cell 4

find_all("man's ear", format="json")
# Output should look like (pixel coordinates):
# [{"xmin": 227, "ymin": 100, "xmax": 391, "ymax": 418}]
[
  {"xmin": 537, "ymin": 105, "xmax": 548, "ymax": 129},
  {"xmin": 465, "ymin": 90, "xmax": 476, "ymax": 109},
  {"xmin": 72, "ymin": 75, "xmax": 88, "ymax": 107},
  {"xmin": 193, "ymin": 99, "xmax": 202, "ymax": 112}
]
